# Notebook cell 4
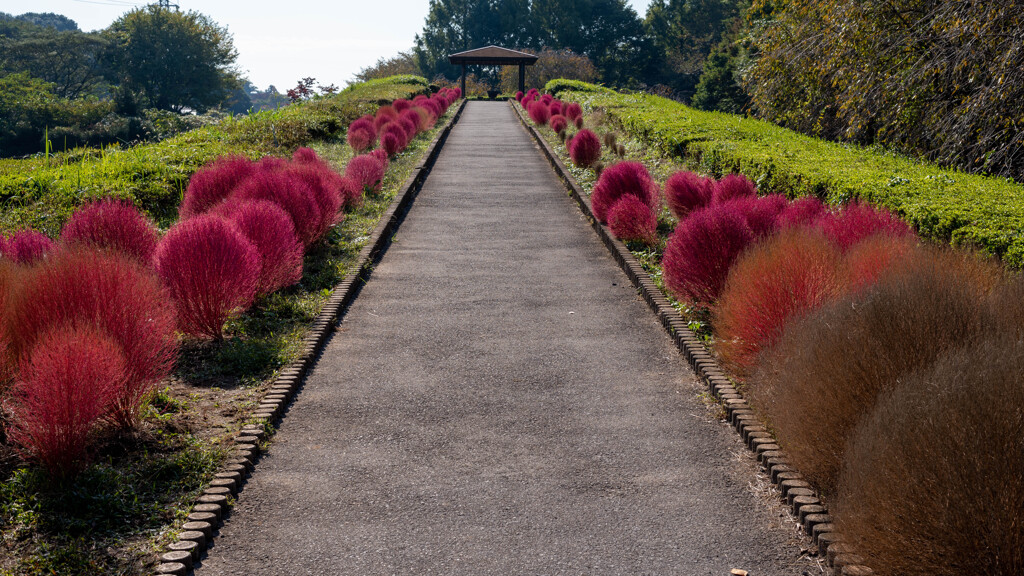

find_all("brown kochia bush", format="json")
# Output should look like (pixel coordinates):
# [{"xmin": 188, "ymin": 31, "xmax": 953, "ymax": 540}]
[
  {"xmin": 746, "ymin": 245, "xmax": 1002, "ymax": 494},
  {"xmin": 835, "ymin": 331, "xmax": 1024, "ymax": 576}
]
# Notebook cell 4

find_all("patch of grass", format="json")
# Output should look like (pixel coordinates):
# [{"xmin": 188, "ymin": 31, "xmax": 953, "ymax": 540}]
[{"xmin": 554, "ymin": 81, "xmax": 1024, "ymax": 268}]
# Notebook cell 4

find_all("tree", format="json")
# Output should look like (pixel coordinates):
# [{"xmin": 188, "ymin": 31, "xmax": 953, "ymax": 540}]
[
  {"xmin": 352, "ymin": 50, "xmax": 422, "ymax": 83},
  {"xmin": 644, "ymin": 0, "xmax": 748, "ymax": 98},
  {"xmin": 104, "ymin": 6, "xmax": 241, "ymax": 112},
  {"xmin": 1, "ymin": 30, "xmax": 110, "ymax": 98},
  {"xmin": 691, "ymin": 38, "xmax": 750, "ymax": 113},
  {"xmin": 14, "ymin": 12, "xmax": 80, "ymax": 32},
  {"xmin": 498, "ymin": 48, "xmax": 598, "ymax": 93}
]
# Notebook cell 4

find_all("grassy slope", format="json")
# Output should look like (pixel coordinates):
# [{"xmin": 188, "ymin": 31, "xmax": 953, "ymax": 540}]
[
  {"xmin": 550, "ymin": 81, "xmax": 1024, "ymax": 268},
  {"xmin": 0, "ymin": 75, "xmax": 454, "ymax": 576}
]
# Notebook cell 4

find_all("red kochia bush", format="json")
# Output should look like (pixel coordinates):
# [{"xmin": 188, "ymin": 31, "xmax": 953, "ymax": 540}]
[
  {"xmin": 0, "ymin": 260, "xmax": 17, "ymax": 386},
  {"xmin": 7, "ymin": 325, "xmax": 125, "ymax": 478},
  {"xmin": 664, "ymin": 171, "xmax": 713, "ymax": 219},
  {"xmin": 1, "ymin": 231, "xmax": 55, "ymax": 265},
  {"xmin": 528, "ymin": 101, "xmax": 551, "ymax": 125},
  {"xmin": 590, "ymin": 161, "xmax": 660, "ymax": 223},
  {"xmin": 288, "ymin": 150, "xmax": 344, "ymax": 241},
  {"xmin": 338, "ymin": 177, "xmax": 364, "ymax": 209},
  {"xmin": 568, "ymin": 129, "xmax": 601, "ymax": 168},
  {"xmin": 392, "ymin": 99, "xmax": 411, "ymax": 112},
  {"xmin": 234, "ymin": 166, "xmax": 322, "ymax": 246},
  {"xmin": 549, "ymin": 114, "xmax": 568, "ymax": 134},
  {"xmin": 607, "ymin": 195, "xmax": 658, "ymax": 245},
  {"xmin": 843, "ymin": 233, "xmax": 917, "ymax": 292},
  {"xmin": 347, "ymin": 119, "xmax": 377, "ymax": 152},
  {"xmin": 564, "ymin": 102, "xmax": 583, "ymax": 123},
  {"xmin": 713, "ymin": 173, "xmax": 757, "ymax": 203},
  {"xmin": 515, "ymin": 90, "xmax": 524, "ymax": 101},
  {"xmin": 715, "ymin": 228, "xmax": 845, "ymax": 372},
  {"xmin": 154, "ymin": 215, "xmax": 259, "ymax": 340},
  {"xmin": 396, "ymin": 116, "xmax": 418, "ymax": 141},
  {"xmin": 380, "ymin": 124, "xmax": 406, "ymax": 156},
  {"xmin": 726, "ymin": 194, "xmax": 788, "ymax": 238},
  {"xmin": 60, "ymin": 199, "xmax": 159, "ymax": 264},
  {"xmin": 180, "ymin": 155, "xmax": 256, "ymax": 218},
  {"xmin": 370, "ymin": 148, "xmax": 389, "ymax": 171},
  {"xmin": 346, "ymin": 154, "xmax": 386, "ymax": 193},
  {"xmin": 400, "ymin": 108, "xmax": 427, "ymax": 133},
  {"xmin": 540, "ymin": 94, "xmax": 553, "ymax": 105},
  {"xmin": 215, "ymin": 200, "xmax": 303, "ymax": 295},
  {"xmin": 7, "ymin": 248, "xmax": 177, "ymax": 426},
  {"xmin": 779, "ymin": 196, "xmax": 826, "ymax": 229},
  {"xmin": 662, "ymin": 203, "xmax": 755, "ymax": 304},
  {"xmin": 816, "ymin": 200, "xmax": 913, "ymax": 251},
  {"xmin": 549, "ymin": 101, "xmax": 563, "ymax": 116}
]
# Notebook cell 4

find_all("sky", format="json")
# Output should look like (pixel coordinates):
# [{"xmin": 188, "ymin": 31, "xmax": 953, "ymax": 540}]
[{"xmin": 5, "ymin": 0, "xmax": 655, "ymax": 92}]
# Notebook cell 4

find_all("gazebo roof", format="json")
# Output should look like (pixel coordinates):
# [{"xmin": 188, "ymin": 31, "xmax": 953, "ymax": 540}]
[{"xmin": 448, "ymin": 46, "xmax": 539, "ymax": 66}]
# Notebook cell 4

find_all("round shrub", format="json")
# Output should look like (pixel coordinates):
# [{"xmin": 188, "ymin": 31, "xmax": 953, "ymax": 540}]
[
  {"xmin": 607, "ymin": 195, "xmax": 658, "ymax": 245},
  {"xmin": 346, "ymin": 154, "xmax": 386, "ymax": 193},
  {"xmin": 662, "ymin": 203, "xmax": 755, "ymax": 304},
  {"xmin": 60, "ymin": 199, "xmax": 159, "ymax": 265},
  {"xmin": 347, "ymin": 123, "xmax": 377, "ymax": 152},
  {"xmin": 778, "ymin": 196, "xmax": 826, "ymax": 229},
  {"xmin": 338, "ymin": 177, "xmax": 364, "ymax": 209},
  {"xmin": 392, "ymin": 98, "xmax": 411, "ymax": 112},
  {"xmin": 715, "ymin": 228, "xmax": 845, "ymax": 373},
  {"xmin": 515, "ymin": 90, "xmax": 524, "ymax": 101},
  {"xmin": 664, "ymin": 171, "xmax": 713, "ymax": 219},
  {"xmin": 1, "ymin": 231, "xmax": 55, "ymax": 265},
  {"xmin": 590, "ymin": 161, "xmax": 659, "ymax": 224},
  {"xmin": 215, "ymin": 200, "xmax": 303, "ymax": 295},
  {"xmin": 568, "ymin": 129, "xmax": 601, "ymax": 168},
  {"xmin": 7, "ymin": 325, "xmax": 125, "ymax": 478},
  {"xmin": 380, "ymin": 123, "xmax": 408, "ymax": 156},
  {"xmin": 564, "ymin": 102, "xmax": 583, "ymax": 123},
  {"xmin": 181, "ymin": 155, "xmax": 256, "ymax": 218},
  {"xmin": 154, "ymin": 215, "xmax": 260, "ymax": 340},
  {"xmin": 713, "ymin": 173, "xmax": 757, "ymax": 203},
  {"xmin": 0, "ymin": 260, "xmax": 17, "ymax": 387},
  {"xmin": 835, "ymin": 332, "xmax": 1024, "ymax": 576},
  {"xmin": 375, "ymin": 105, "xmax": 398, "ymax": 124},
  {"xmin": 843, "ymin": 233, "xmax": 917, "ymax": 292},
  {"xmin": 7, "ymin": 248, "xmax": 177, "ymax": 427},
  {"xmin": 286, "ymin": 157, "xmax": 344, "ymax": 243},
  {"xmin": 816, "ymin": 200, "xmax": 913, "ymax": 251},
  {"xmin": 528, "ymin": 101, "xmax": 551, "ymax": 126},
  {"xmin": 725, "ymin": 194, "xmax": 788, "ymax": 238},
  {"xmin": 549, "ymin": 114, "xmax": 568, "ymax": 134},
  {"xmin": 370, "ymin": 148, "xmax": 389, "ymax": 171},
  {"xmin": 233, "ymin": 167, "xmax": 322, "ymax": 246},
  {"xmin": 747, "ymin": 245, "xmax": 1002, "ymax": 495},
  {"xmin": 549, "ymin": 101, "xmax": 563, "ymax": 116},
  {"xmin": 397, "ymin": 116, "xmax": 418, "ymax": 141},
  {"xmin": 400, "ymin": 108, "xmax": 427, "ymax": 133}
]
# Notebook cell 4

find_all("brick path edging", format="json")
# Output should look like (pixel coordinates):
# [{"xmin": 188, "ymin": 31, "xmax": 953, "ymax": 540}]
[
  {"xmin": 151, "ymin": 99, "xmax": 468, "ymax": 576},
  {"xmin": 511, "ymin": 100, "xmax": 874, "ymax": 576}
]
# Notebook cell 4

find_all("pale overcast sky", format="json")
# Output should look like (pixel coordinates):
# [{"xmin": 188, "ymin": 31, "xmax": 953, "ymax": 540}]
[{"xmin": 4, "ymin": 0, "xmax": 654, "ymax": 91}]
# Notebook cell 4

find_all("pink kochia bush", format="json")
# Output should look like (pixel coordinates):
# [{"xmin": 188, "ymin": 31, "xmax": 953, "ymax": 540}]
[
  {"xmin": 7, "ymin": 325, "xmax": 126, "ymax": 478},
  {"xmin": 180, "ymin": 155, "xmax": 256, "ymax": 218},
  {"xmin": 7, "ymin": 248, "xmax": 177, "ymax": 427},
  {"xmin": 726, "ymin": 194, "xmax": 788, "ymax": 239},
  {"xmin": 380, "ymin": 123, "xmax": 408, "ymax": 156},
  {"xmin": 528, "ymin": 101, "xmax": 551, "ymax": 126},
  {"xmin": 713, "ymin": 173, "xmax": 757, "ymax": 203},
  {"xmin": 779, "ymin": 196, "xmax": 826, "ymax": 229},
  {"xmin": 590, "ymin": 161, "xmax": 660, "ymax": 224},
  {"xmin": 289, "ymin": 148, "xmax": 345, "ymax": 242},
  {"xmin": 568, "ymin": 129, "xmax": 601, "ymax": 168},
  {"xmin": 347, "ymin": 117, "xmax": 377, "ymax": 152},
  {"xmin": 215, "ymin": 200, "xmax": 303, "ymax": 296},
  {"xmin": 549, "ymin": 114, "xmax": 568, "ymax": 134},
  {"xmin": 564, "ymin": 102, "xmax": 583, "ymax": 124},
  {"xmin": 346, "ymin": 154, "xmax": 387, "ymax": 193},
  {"xmin": 662, "ymin": 203, "xmax": 755, "ymax": 304},
  {"xmin": 234, "ymin": 163, "xmax": 322, "ymax": 246},
  {"xmin": 607, "ymin": 195, "xmax": 658, "ymax": 245},
  {"xmin": 1, "ymin": 231, "xmax": 55, "ymax": 265},
  {"xmin": 816, "ymin": 200, "xmax": 913, "ymax": 251},
  {"xmin": 59, "ymin": 199, "xmax": 159, "ymax": 264},
  {"xmin": 665, "ymin": 171, "xmax": 713, "ymax": 219},
  {"xmin": 715, "ymin": 228, "xmax": 846, "ymax": 372},
  {"xmin": 154, "ymin": 215, "xmax": 260, "ymax": 340}
]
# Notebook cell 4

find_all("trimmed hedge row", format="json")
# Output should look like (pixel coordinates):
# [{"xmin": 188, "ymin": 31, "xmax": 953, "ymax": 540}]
[
  {"xmin": 0, "ymin": 76, "xmax": 432, "ymax": 236},
  {"xmin": 547, "ymin": 80, "xmax": 1024, "ymax": 269}
]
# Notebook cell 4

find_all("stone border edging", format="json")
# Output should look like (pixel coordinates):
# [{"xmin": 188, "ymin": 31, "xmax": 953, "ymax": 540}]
[
  {"xmin": 511, "ymin": 101, "xmax": 874, "ymax": 576},
  {"xmin": 151, "ymin": 99, "xmax": 468, "ymax": 576}
]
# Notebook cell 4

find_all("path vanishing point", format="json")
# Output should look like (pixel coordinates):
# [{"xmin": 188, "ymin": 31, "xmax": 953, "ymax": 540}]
[{"xmin": 198, "ymin": 101, "xmax": 816, "ymax": 575}]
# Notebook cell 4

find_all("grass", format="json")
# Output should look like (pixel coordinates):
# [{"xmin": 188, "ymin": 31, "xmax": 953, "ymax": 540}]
[
  {"xmin": 0, "ymin": 75, "xmax": 454, "ymax": 575},
  {"xmin": 548, "ymin": 80, "xmax": 1024, "ymax": 268}
]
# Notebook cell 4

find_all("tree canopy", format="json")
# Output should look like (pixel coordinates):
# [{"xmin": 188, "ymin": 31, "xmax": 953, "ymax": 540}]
[{"xmin": 104, "ymin": 6, "xmax": 241, "ymax": 112}]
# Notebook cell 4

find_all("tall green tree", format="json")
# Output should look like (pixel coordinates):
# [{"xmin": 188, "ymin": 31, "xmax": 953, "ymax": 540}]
[
  {"xmin": 103, "ymin": 6, "xmax": 240, "ymax": 112},
  {"xmin": 1, "ymin": 29, "xmax": 109, "ymax": 98},
  {"xmin": 644, "ymin": 0, "xmax": 747, "ymax": 98}
]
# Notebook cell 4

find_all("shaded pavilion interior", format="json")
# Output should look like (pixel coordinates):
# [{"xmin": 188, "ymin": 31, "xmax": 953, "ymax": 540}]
[{"xmin": 448, "ymin": 46, "xmax": 539, "ymax": 96}]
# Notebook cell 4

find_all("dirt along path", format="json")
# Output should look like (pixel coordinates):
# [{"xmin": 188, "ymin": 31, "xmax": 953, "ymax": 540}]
[{"xmin": 198, "ymin": 101, "xmax": 815, "ymax": 575}]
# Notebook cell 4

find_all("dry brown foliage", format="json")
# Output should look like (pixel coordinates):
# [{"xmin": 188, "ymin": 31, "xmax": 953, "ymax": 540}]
[
  {"xmin": 835, "ymin": 330, "xmax": 1024, "ymax": 575},
  {"xmin": 746, "ymin": 245, "xmax": 1002, "ymax": 494}
]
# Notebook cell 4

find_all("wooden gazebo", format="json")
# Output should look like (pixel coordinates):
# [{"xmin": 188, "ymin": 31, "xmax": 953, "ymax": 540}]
[{"xmin": 448, "ymin": 46, "xmax": 539, "ymax": 96}]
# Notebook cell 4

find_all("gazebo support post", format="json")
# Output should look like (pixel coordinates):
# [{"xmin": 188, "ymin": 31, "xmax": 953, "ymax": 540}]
[
  {"xmin": 518, "ymin": 64, "xmax": 525, "ymax": 94},
  {"xmin": 461, "ymin": 65, "xmax": 466, "ymax": 98}
]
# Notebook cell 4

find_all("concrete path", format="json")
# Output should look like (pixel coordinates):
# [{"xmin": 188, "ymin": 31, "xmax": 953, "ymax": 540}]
[{"xmin": 199, "ymin": 102, "xmax": 811, "ymax": 575}]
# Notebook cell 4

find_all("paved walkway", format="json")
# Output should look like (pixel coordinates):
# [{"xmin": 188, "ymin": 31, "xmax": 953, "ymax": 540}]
[{"xmin": 199, "ymin": 102, "xmax": 809, "ymax": 575}]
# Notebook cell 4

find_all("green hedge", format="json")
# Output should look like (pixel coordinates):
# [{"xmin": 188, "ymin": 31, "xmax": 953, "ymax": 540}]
[
  {"xmin": 0, "ymin": 75, "xmax": 432, "ymax": 235},
  {"xmin": 555, "ymin": 82, "xmax": 1024, "ymax": 269},
  {"xmin": 543, "ymin": 79, "xmax": 615, "ymax": 98}
]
